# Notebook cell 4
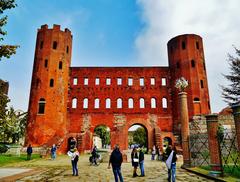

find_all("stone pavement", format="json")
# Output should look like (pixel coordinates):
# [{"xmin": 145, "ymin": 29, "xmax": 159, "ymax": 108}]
[
  {"xmin": 0, "ymin": 168, "xmax": 31, "ymax": 178},
  {"xmin": 1, "ymin": 154, "xmax": 213, "ymax": 182}
]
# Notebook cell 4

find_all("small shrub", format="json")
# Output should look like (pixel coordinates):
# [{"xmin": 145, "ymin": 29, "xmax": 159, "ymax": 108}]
[{"xmin": 0, "ymin": 144, "xmax": 9, "ymax": 154}]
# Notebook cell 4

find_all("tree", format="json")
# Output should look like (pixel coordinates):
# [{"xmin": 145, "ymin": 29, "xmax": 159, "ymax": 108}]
[
  {"xmin": 94, "ymin": 126, "xmax": 110, "ymax": 148},
  {"xmin": 0, "ymin": 107, "xmax": 27, "ymax": 143},
  {"xmin": 133, "ymin": 127, "xmax": 147, "ymax": 147},
  {"xmin": 221, "ymin": 47, "xmax": 240, "ymax": 105},
  {"xmin": 0, "ymin": 0, "xmax": 19, "ymax": 61}
]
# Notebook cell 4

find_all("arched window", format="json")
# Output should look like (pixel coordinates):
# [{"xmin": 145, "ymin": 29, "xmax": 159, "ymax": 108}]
[
  {"xmin": 83, "ymin": 98, "xmax": 88, "ymax": 109},
  {"xmin": 72, "ymin": 98, "xmax": 77, "ymax": 108},
  {"xmin": 38, "ymin": 98, "xmax": 46, "ymax": 114},
  {"xmin": 128, "ymin": 98, "xmax": 133, "ymax": 108},
  {"xmin": 191, "ymin": 59, "xmax": 195, "ymax": 67},
  {"xmin": 117, "ymin": 98, "xmax": 122, "ymax": 108},
  {"xmin": 140, "ymin": 98, "xmax": 145, "ymax": 108},
  {"xmin": 162, "ymin": 98, "xmax": 168, "ymax": 108},
  {"xmin": 53, "ymin": 41, "xmax": 58, "ymax": 49},
  {"xmin": 94, "ymin": 98, "xmax": 100, "ymax": 108},
  {"xmin": 151, "ymin": 98, "xmax": 156, "ymax": 108},
  {"xmin": 59, "ymin": 61, "xmax": 63, "ymax": 69},
  {"xmin": 50, "ymin": 79, "xmax": 54, "ymax": 87},
  {"xmin": 106, "ymin": 98, "xmax": 111, "ymax": 108},
  {"xmin": 44, "ymin": 59, "xmax": 48, "ymax": 68},
  {"xmin": 194, "ymin": 97, "xmax": 200, "ymax": 102}
]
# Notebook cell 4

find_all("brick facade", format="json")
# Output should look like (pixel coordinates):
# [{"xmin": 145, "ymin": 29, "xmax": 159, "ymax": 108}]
[{"xmin": 25, "ymin": 25, "xmax": 211, "ymax": 153}]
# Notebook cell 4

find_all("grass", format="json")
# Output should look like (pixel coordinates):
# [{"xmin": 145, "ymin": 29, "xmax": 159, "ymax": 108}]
[
  {"xmin": 200, "ymin": 165, "xmax": 240, "ymax": 179},
  {"xmin": 0, "ymin": 154, "xmax": 41, "ymax": 166}
]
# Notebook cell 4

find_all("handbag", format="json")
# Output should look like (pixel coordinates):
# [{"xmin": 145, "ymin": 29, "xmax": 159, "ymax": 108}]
[{"xmin": 133, "ymin": 158, "xmax": 139, "ymax": 162}]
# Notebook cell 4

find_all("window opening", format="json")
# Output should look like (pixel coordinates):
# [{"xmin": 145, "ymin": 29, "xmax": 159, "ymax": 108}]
[{"xmin": 72, "ymin": 98, "xmax": 77, "ymax": 108}]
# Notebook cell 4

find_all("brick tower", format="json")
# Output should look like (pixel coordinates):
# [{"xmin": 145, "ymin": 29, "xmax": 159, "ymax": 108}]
[
  {"xmin": 25, "ymin": 25, "xmax": 72, "ymax": 147},
  {"xmin": 167, "ymin": 34, "xmax": 211, "ymax": 133}
]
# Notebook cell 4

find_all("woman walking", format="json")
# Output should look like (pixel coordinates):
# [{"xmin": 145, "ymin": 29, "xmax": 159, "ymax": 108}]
[
  {"xmin": 68, "ymin": 148, "xmax": 79, "ymax": 176},
  {"xmin": 131, "ymin": 147, "xmax": 139, "ymax": 177}
]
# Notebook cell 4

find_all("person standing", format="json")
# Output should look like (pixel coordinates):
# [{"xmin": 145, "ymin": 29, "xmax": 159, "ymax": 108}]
[
  {"xmin": 165, "ymin": 145, "xmax": 177, "ymax": 182},
  {"xmin": 51, "ymin": 144, "xmax": 57, "ymax": 160},
  {"xmin": 139, "ymin": 146, "xmax": 145, "ymax": 177},
  {"xmin": 26, "ymin": 144, "xmax": 32, "ymax": 160},
  {"xmin": 131, "ymin": 147, "xmax": 139, "ymax": 177},
  {"xmin": 91, "ymin": 145, "xmax": 98, "ymax": 165},
  {"xmin": 108, "ymin": 144, "xmax": 124, "ymax": 182},
  {"xmin": 68, "ymin": 148, "xmax": 79, "ymax": 176},
  {"xmin": 156, "ymin": 145, "xmax": 160, "ymax": 160},
  {"xmin": 151, "ymin": 145, "xmax": 156, "ymax": 160}
]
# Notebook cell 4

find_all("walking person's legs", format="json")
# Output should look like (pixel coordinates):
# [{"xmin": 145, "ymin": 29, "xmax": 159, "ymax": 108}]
[
  {"xmin": 75, "ymin": 161, "xmax": 78, "ymax": 176},
  {"xmin": 139, "ymin": 161, "xmax": 145, "ymax": 176},
  {"xmin": 71, "ymin": 160, "xmax": 75, "ymax": 175},
  {"xmin": 116, "ymin": 167, "xmax": 123, "ymax": 182},
  {"xmin": 167, "ymin": 168, "xmax": 171, "ymax": 182},
  {"xmin": 171, "ymin": 163, "xmax": 176, "ymax": 182},
  {"xmin": 112, "ymin": 168, "xmax": 119, "ymax": 182}
]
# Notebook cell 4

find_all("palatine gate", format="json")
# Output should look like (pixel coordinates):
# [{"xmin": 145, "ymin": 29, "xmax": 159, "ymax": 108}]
[{"xmin": 25, "ymin": 24, "xmax": 211, "ymax": 153}]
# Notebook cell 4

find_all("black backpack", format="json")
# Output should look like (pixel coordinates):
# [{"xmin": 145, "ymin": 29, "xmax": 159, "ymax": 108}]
[{"xmin": 74, "ymin": 155, "xmax": 79, "ymax": 162}]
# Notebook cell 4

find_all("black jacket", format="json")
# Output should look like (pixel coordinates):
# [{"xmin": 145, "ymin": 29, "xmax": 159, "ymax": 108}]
[
  {"xmin": 165, "ymin": 147, "xmax": 177, "ymax": 163},
  {"xmin": 109, "ymin": 149, "xmax": 123, "ymax": 168},
  {"xmin": 139, "ymin": 150, "xmax": 144, "ymax": 162}
]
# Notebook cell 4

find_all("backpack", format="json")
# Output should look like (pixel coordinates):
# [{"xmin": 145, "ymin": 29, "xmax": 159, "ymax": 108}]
[{"xmin": 74, "ymin": 155, "xmax": 79, "ymax": 162}]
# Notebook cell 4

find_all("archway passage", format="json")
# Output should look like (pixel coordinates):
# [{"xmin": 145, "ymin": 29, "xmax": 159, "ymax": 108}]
[
  {"xmin": 93, "ymin": 125, "xmax": 111, "ymax": 149},
  {"xmin": 128, "ymin": 124, "xmax": 148, "ymax": 151}
]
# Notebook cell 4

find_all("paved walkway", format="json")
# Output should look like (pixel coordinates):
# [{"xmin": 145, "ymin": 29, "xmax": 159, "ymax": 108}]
[{"xmin": 0, "ymin": 154, "xmax": 213, "ymax": 182}]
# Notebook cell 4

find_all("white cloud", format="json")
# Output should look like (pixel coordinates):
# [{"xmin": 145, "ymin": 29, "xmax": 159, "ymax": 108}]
[{"xmin": 135, "ymin": 0, "xmax": 240, "ymax": 112}]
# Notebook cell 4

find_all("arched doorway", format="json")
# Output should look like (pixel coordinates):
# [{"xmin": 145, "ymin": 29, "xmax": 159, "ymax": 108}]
[
  {"xmin": 93, "ymin": 125, "xmax": 111, "ymax": 149},
  {"xmin": 128, "ymin": 124, "xmax": 148, "ymax": 151}
]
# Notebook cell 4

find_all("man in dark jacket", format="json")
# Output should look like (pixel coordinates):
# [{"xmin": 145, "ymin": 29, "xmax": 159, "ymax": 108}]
[
  {"xmin": 108, "ymin": 144, "xmax": 123, "ymax": 182},
  {"xmin": 139, "ymin": 146, "xmax": 145, "ymax": 177},
  {"xmin": 27, "ymin": 144, "xmax": 32, "ymax": 160}
]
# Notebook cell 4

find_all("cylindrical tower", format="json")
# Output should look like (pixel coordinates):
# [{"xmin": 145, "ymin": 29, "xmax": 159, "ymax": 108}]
[
  {"xmin": 25, "ymin": 24, "xmax": 72, "ymax": 147},
  {"xmin": 167, "ymin": 34, "xmax": 211, "ymax": 133}
]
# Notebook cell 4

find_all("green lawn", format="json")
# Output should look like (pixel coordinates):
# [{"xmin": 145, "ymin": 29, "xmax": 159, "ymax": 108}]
[
  {"xmin": 0, "ymin": 154, "xmax": 41, "ymax": 166},
  {"xmin": 200, "ymin": 165, "xmax": 240, "ymax": 178}
]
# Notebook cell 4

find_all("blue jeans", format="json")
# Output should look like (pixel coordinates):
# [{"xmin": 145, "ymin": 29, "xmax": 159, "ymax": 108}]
[
  {"xmin": 71, "ymin": 160, "xmax": 78, "ymax": 175},
  {"xmin": 151, "ymin": 154, "xmax": 155, "ymax": 160},
  {"xmin": 139, "ymin": 161, "xmax": 145, "ymax": 176},
  {"xmin": 112, "ymin": 166, "xmax": 123, "ymax": 182},
  {"xmin": 51, "ymin": 152, "xmax": 56, "ymax": 160},
  {"xmin": 168, "ymin": 162, "xmax": 176, "ymax": 182}
]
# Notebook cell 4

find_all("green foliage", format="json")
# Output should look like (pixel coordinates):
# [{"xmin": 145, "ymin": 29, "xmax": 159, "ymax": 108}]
[
  {"xmin": 0, "ymin": 91, "xmax": 10, "ymax": 119},
  {"xmin": 0, "ymin": 106, "xmax": 27, "ymax": 144},
  {"xmin": 217, "ymin": 124, "xmax": 224, "ymax": 141},
  {"xmin": 132, "ymin": 127, "xmax": 147, "ymax": 147},
  {"xmin": 0, "ymin": 0, "xmax": 19, "ymax": 61},
  {"xmin": 221, "ymin": 47, "xmax": 240, "ymax": 105},
  {"xmin": 94, "ymin": 126, "xmax": 110, "ymax": 147},
  {"xmin": 0, "ymin": 144, "xmax": 8, "ymax": 153}
]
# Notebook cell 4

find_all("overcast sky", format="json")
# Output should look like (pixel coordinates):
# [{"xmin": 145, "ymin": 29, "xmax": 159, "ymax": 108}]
[{"xmin": 0, "ymin": 0, "xmax": 239, "ymax": 113}]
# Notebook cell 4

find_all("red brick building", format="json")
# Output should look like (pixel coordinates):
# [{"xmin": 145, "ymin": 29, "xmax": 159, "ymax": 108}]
[{"xmin": 25, "ymin": 24, "xmax": 211, "ymax": 153}]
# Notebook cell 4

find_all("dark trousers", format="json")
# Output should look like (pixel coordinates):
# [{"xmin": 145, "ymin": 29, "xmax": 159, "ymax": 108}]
[
  {"xmin": 112, "ymin": 166, "xmax": 124, "ymax": 182},
  {"xmin": 71, "ymin": 160, "xmax": 78, "ymax": 175},
  {"xmin": 27, "ymin": 153, "xmax": 32, "ymax": 160}
]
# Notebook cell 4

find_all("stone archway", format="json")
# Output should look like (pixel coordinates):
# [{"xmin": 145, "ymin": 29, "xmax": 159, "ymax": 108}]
[
  {"xmin": 93, "ymin": 125, "xmax": 111, "ymax": 149},
  {"xmin": 128, "ymin": 124, "xmax": 148, "ymax": 151}
]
